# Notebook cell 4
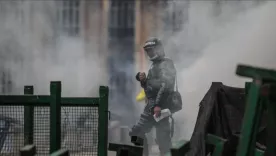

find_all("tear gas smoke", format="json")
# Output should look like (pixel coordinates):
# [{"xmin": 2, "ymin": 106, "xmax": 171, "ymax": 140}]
[
  {"xmin": 162, "ymin": 1, "xmax": 276, "ymax": 140},
  {"xmin": 0, "ymin": 1, "xmax": 107, "ymax": 96}
]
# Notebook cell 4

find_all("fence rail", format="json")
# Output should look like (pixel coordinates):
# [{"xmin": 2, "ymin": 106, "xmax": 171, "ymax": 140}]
[{"xmin": 0, "ymin": 81, "xmax": 109, "ymax": 156}]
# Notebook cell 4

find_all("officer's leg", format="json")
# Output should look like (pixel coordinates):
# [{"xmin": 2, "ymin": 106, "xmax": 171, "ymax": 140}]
[
  {"xmin": 155, "ymin": 117, "xmax": 172, "ymax": 156},
  {"xmin": 129, "ymin": 111, "xmax": 155, "ymax": 156}
]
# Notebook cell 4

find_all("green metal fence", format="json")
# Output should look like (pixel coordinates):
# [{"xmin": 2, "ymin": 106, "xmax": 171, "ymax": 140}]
[
  {"xmin": 0, "ymin": 81, "xmax": 109, "ymax": 156},
  {"xmin": 164, "ymin": 64, "xmax": 276, "ymax": 156}
]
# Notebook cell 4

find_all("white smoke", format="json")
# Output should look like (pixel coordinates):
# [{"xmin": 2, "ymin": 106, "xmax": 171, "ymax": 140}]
[
  {"xmin": 0, "ymin": 1, "xmax": 106, "ymax": 96},
  {"xmin": 163, "ymin": 1, "xmax": 276, "ymax": 140}
]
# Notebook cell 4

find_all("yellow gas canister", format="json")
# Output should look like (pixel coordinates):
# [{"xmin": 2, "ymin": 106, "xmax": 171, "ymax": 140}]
[{"xmin": 136, "ymin": 89, "xmax": 146, "ymax": 102}]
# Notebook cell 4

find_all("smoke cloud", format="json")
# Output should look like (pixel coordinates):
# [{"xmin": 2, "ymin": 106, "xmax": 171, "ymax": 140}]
[
  {"xmin": 162, "ymin": 1, "xmax": 276, "ymax": 140},
  {"xmin": 0, "ymin": 1, "xmax": 106, "ymax": 97}
]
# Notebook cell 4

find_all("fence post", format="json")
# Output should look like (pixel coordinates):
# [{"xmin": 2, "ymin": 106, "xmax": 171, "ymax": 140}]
[
  {"xmin": 50, "ymin": 81, "xmax": 62, "ymax": 154},
  {"xmin": 235, "ymin": 65, "xmax": 276, "ymax": 156},
  {"xmin": 98, "ymin": 86, "xmax": 109, "ymax": 156},
  {"xmin": 236, "ymin": 81, "xmax": 262, "ymax": 156},
  {"xmin": 24, "ymin": 86, "xmax": 34, "ymax": 145},
  {"xmin": 264, "ymin": 85, "xmax": 276, "ymax": 156}
]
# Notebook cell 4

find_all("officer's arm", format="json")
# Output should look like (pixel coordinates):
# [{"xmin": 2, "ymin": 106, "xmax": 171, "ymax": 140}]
[{"xmin": 155, "ymin": 62, "xmax": 176, "ymax": 107}]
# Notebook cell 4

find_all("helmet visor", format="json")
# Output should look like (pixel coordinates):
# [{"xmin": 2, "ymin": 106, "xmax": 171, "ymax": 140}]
[{"xmin": 144, "ymin": 47, "xmax": 157, "ymax": 59}]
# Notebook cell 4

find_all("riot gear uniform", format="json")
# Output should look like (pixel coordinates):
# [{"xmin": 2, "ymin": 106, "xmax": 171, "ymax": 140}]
[{"xmin": 130, "ymin": 38, "xmax": 176, "ymax": 156}]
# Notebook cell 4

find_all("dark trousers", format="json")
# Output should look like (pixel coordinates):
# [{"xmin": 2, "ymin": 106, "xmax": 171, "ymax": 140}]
[{"xmin": 129, "ymin": 103, "xmax": 172, "ymax": 156}]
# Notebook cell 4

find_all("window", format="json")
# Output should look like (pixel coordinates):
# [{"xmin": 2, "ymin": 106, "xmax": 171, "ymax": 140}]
[
  {"xmin": 58, "ymin": 0, "xmax": 80, "ymax": 36},
  {"xmin": 163, "ymin": 1, "xmax": 185, "ymax": 33},
  {"xmin": 0, "ymin": 71, "xmax": 12, "ymax": 94},
  {"xmin": 109, "ymin": 1, "xmax": 135, "ymax": 30}
]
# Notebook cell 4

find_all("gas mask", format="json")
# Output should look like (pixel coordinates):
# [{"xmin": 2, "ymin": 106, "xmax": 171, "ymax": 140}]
[
  {"xmin": 144, "ymin": 47, "xmax": 158, "ymax": 60},
  {"xmin": 143, "ymin": 38, "xmax": 165, "ymax": 61}
]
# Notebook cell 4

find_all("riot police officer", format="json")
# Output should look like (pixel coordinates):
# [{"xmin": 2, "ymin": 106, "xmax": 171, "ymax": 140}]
[{"xmin": 129, "ymin": 37, "xmax": 177, "ymax": 156}]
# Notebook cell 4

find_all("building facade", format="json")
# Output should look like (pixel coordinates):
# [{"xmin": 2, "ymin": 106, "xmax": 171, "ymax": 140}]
[{"xmin": 0, "ymin": 0, "xmax": 186, "ymax": 121}]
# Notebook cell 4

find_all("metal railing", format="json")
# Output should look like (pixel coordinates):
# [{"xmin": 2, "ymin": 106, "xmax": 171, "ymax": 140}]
[{"xmin": 0, "ymin": 81, "xmax": 109, "ymax": 156}]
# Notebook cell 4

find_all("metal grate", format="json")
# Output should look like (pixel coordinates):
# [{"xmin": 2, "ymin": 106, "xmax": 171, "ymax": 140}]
[
  {"xmin": 0, "ymin": 105, "xmax": 99, "ymax": 156},
  {"xmin": 61, "ymin": 106, "xmax": 98, "ymax": 156},
  {"xmin": 34, "ymin": 107, "xmax": 50, "ymax": 155},
  {"xmin": 0, "ymin": 106, "xmax": 24, "ymax": 156}
]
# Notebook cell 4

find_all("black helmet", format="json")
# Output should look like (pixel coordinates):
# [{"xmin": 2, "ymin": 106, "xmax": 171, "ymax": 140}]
[{"xmin": 143, "ymin": 37, "xmax": 165, "ymax": 61}]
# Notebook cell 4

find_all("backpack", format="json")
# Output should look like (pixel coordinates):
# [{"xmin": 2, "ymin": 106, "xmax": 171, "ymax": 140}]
[{"xmin": 168, "ymin": 71, "xmax": 182, "ymax": 114}]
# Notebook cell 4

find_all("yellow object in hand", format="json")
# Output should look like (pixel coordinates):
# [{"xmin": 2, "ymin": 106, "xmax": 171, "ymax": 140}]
[{"xmin": 136, "ymin": 89, "xmax": 146, "ymax": 102}]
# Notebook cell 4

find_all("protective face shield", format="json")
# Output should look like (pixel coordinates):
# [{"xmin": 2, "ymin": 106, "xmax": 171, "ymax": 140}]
[
  {"xmin": 144, "ymin": 47, "xmax": 158, "ymax": 60},
  {"xmin": 143, "ymin": 38, "xmax": 165, "ymax": 61}
]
